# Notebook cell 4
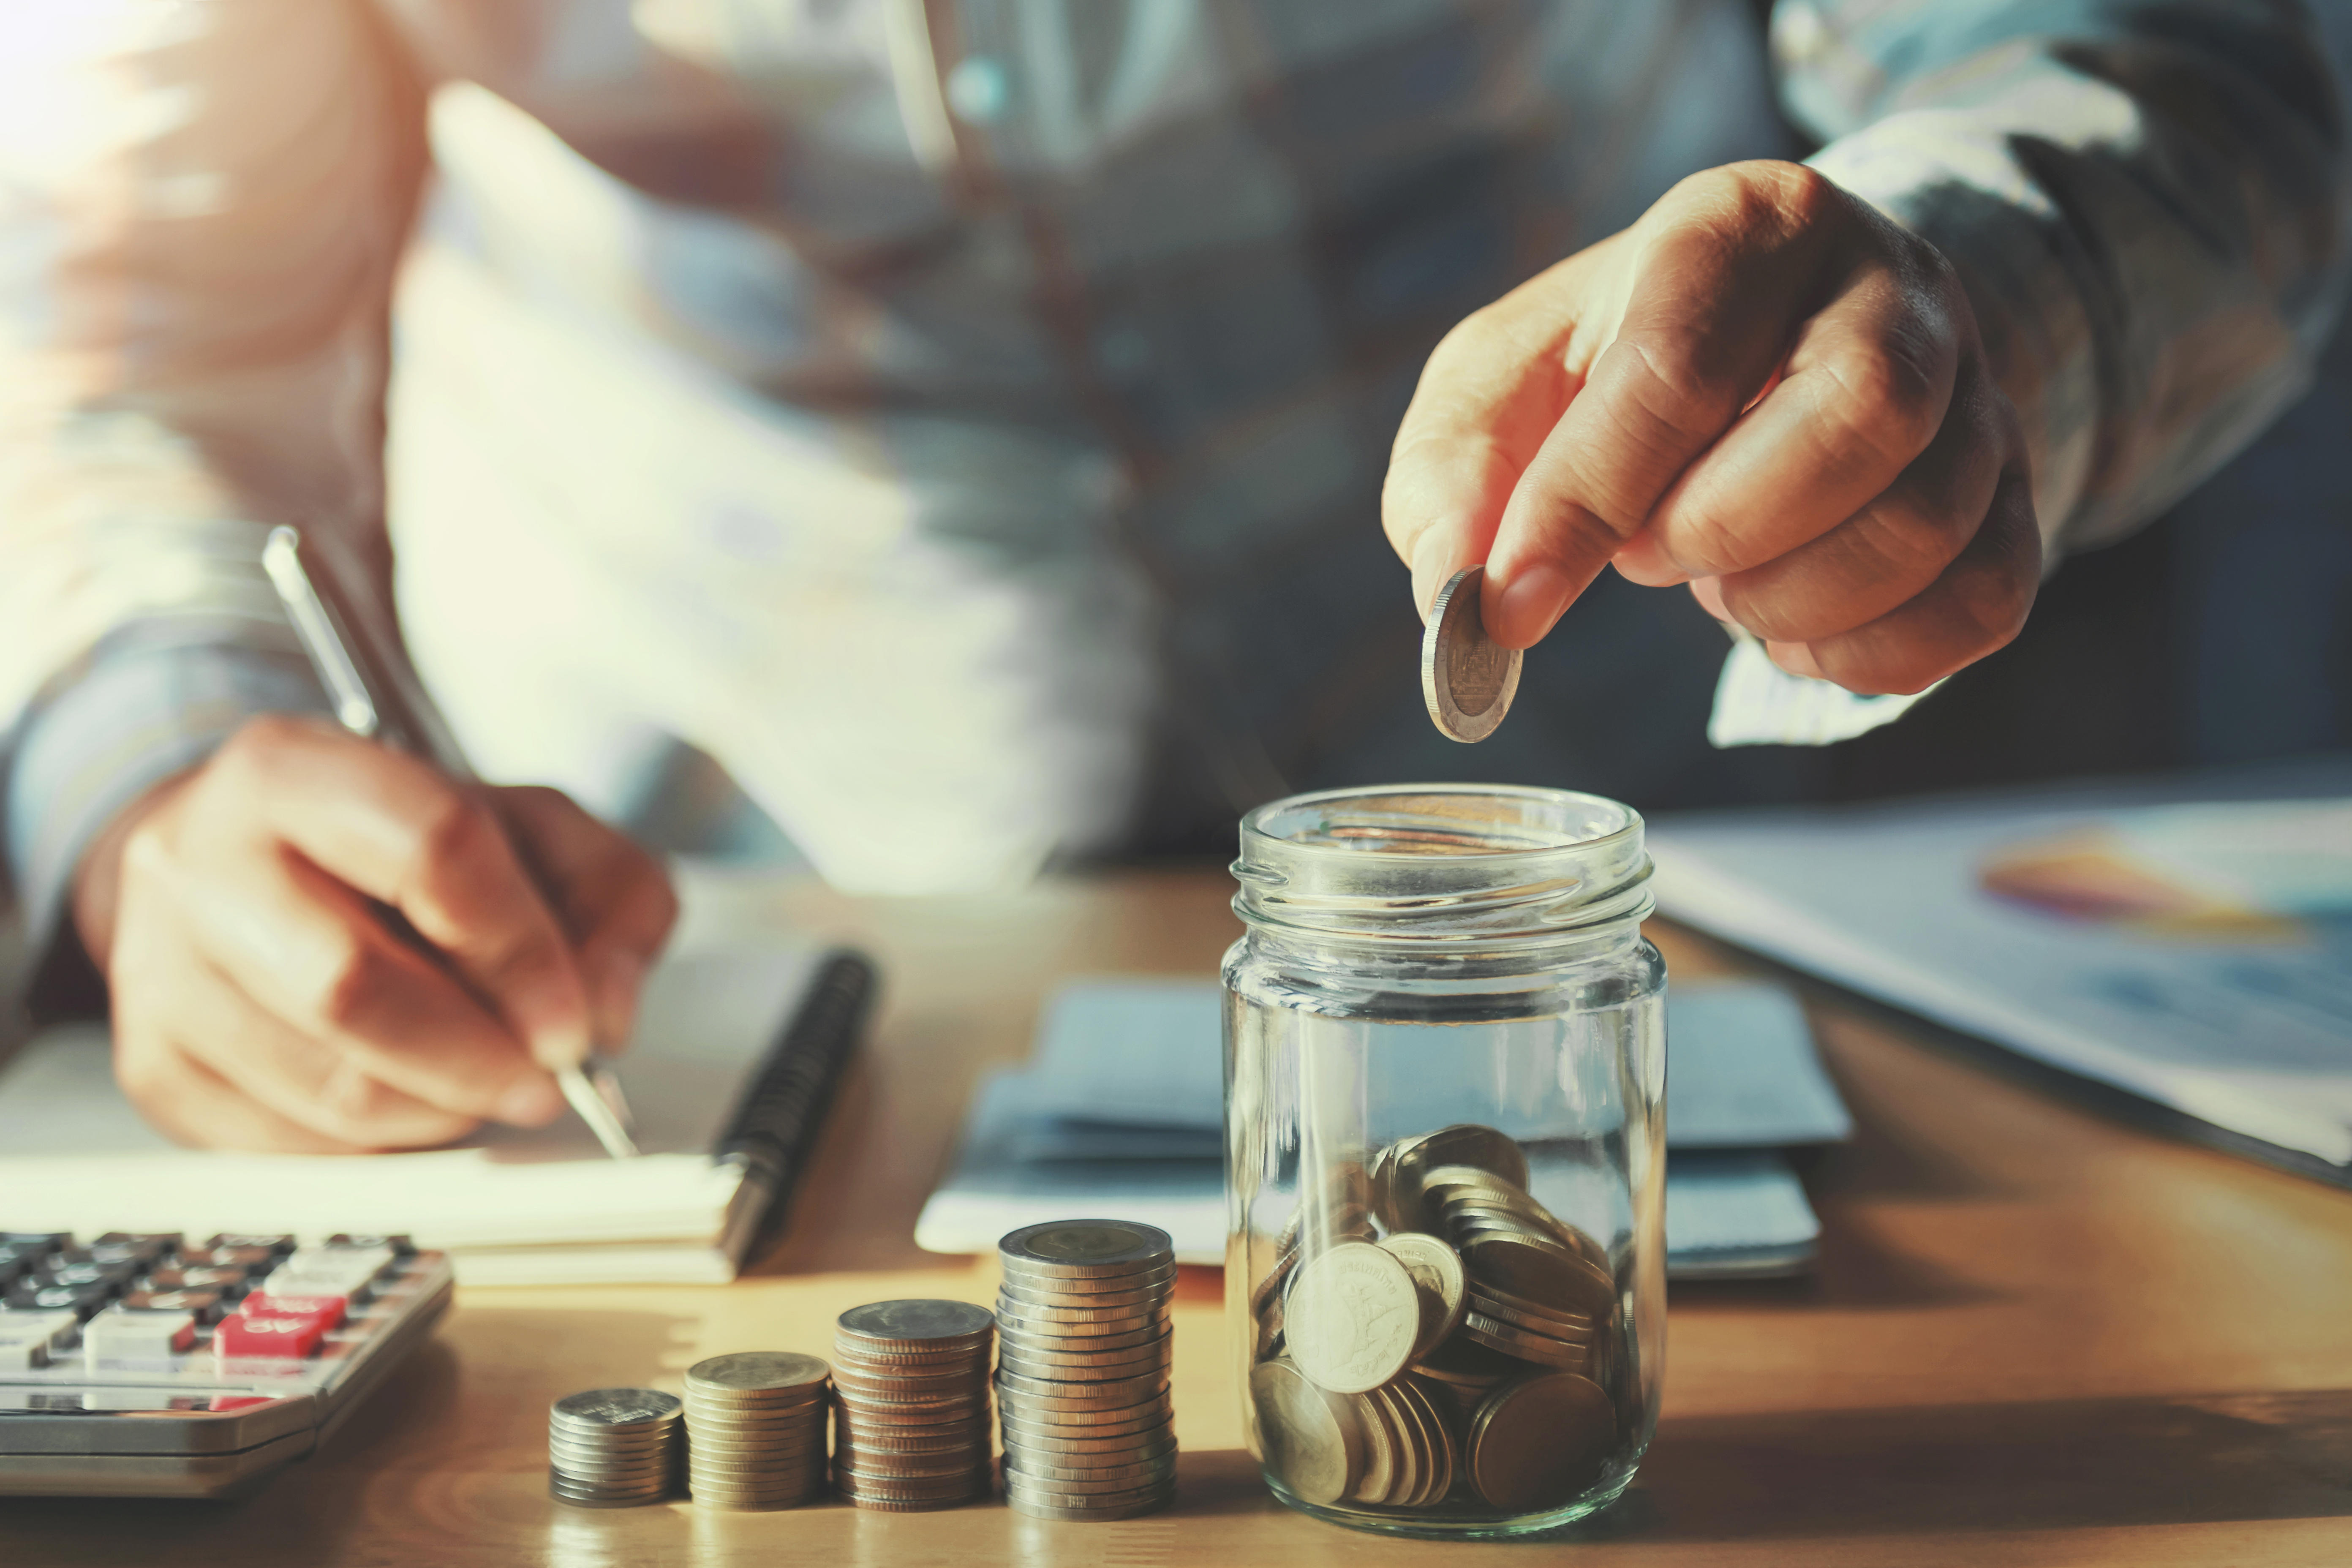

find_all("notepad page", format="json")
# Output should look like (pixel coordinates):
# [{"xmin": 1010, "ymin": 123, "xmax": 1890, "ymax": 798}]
[{"xmin": 0, "ymin": 944, "xmax": 818, "ymax": 1253}]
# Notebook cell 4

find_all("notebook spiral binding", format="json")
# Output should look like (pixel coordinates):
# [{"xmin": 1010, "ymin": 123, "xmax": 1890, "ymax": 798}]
[{"xmin": 715, "ymin": 949, "xmax": 877, "ymax": 1207}]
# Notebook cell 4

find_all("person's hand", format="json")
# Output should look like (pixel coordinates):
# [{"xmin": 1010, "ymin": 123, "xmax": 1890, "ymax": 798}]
[
  {"xmin": 1383, "ymin": 160, "xmax": 2041, "ymax": 695},
  {"xmin": 73, "ymin": 715, "xmax": 679, "ymax": 1152}
]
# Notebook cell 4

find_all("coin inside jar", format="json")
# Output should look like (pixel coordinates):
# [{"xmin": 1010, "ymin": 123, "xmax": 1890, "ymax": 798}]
[
  {"xmin": 1467, "ymin": 1372, "xmax": 1616, "ymax": 1510},
  {"xmin": 1250, "ymin": 1359, "xmax": 1363, "ymax": 1507},
  {"xmin": 1375, "ymin": 1232, "xmax": 1468, "ymax": 1360},
  {"xmin": 1281, "ymin": 1241, "xmax": 1423, "ymax": 1396},
  {"xmin": 1421, "ymin": 565, "xmax": 1523, "ymax": 743}
]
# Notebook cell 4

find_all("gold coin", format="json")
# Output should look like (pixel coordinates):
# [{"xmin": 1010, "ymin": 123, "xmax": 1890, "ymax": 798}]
[
  {"xmin": 1421, "ymin": 565, "xmax": 1522, "ymax": 743},
  {"xmin": 1283, "ymin": 1241, "xmax": 1423, "ymax": 1395},
  {"xmin": 1469, "ymin": 1372, "xmax": 1615, "ymax": 1510},
  {"xmin": 684, "ymin": 1351, "xmax": 831, "ymax": 1398},
  {"xmin": 1346, "ymin": 1386, "xmax": 1396, "ymax": 1505},
  {"xmin": 1249, "ymin": 1359, "xmax": 1363, "ymax": 1508},
  {"xmin": 1460, "ymin": 1309, "xmax": 1595, "ymax": 1370},
  {"xmin": 998, "ymin": 1220, "xmax": 1174, "ymax": 1276},
  {"xmin": 1376, "ymin": 1232, "xmax": 1468, "ymax": 1361},
  {"xmin": 1465, "ymin": 1281, "xmax": 1598, "ymax": 1338},
  {"xmin": 1461, "ymin": 1232, "xmax": 1617, "ymax": 1320},
  {"xmin": 1397, "ymin": 1376, "xmax": 1456, "ymax": 1505}
]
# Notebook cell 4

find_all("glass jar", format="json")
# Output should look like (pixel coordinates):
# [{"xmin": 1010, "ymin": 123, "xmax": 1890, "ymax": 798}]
[{"xmin": 1222, "ymin": 784, "xmax": 1666, "ymax": 1539}]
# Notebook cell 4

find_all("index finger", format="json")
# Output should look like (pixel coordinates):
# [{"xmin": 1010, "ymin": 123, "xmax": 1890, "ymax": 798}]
[
  {"xmin": 1481, "ymin": 164, "xmax": 1835, "ymax": 646},
  {"xmin": 493, "ymin": 786, "xmax": 680, "ymax": 1052},
  {"xmin": 215, "ymin": 718, "xmax": 595, "ymax": 1071},
  {"xmin": 1382, "ymin": 238, "xmax": 1618, "ymax": 620}
]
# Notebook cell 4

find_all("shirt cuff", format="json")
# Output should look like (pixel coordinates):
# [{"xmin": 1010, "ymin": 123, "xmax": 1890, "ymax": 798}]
[{"xmin": 5, "ymin": 642, "xmax": 332, "ymax": 976}]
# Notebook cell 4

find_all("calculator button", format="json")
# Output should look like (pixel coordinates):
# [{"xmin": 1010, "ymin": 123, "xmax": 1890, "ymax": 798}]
[
  {"xmin": 83, "ymin": 1310, "xmax": 196, "ymax": 1358},
  {"xmin": 175, "ymin": 1246, "xmax": 278, "ymax": 1272},
  {"xmin": 327, "ymin": 1234, "xmax": 415, "ymax": 1256},
  {"xmin": 0, "ymin": 1309, "xmax": 79, "ymax": 1348},
  {"xmin": 144, "ymin": 1265, "xmax": 250, "ymax": 1294},
  {"xmin": 0, "ymin": 1232, "xmax": 71, "ymax": 1253},
  {"xmin": 238, "ymin": 1292, "xmax": 346, "ymax": 1331},
  {"xmin": 214, "ymin": 1313, "xmax": 324, "ymax": 1359},
  {"xmin": 32, "ymin": 1260, "xmax": 136, "ymax": 1291},
  {"xmin": 204, "ymin": 1233, "xmax": 296, "ymax": 1255},
  {"xmin": 88, "ymin": 1236, "xmax": 174, "ymax": 1268},
  {"xmin": 4, "ymin": 1283, "xmax": 112, "ymax": 1319},
  {"xmin": 119, "ymin": 1288, "xmax": 227, "ymax": 1324}
]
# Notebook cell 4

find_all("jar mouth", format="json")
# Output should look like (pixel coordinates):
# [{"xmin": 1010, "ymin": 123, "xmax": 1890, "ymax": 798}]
[{"xmin": 1233, "ymin": 784, "xmax": 1652, "ymax": 945}]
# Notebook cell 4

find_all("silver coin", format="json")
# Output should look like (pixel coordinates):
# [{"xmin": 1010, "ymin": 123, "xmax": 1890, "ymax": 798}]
[
  {"xmin": 836, "ymin": 1299, "xmax": 995, "ymax": 1347},
  {"xmin": 682, "ymin": 1438, "xmax": 828, "ymax": 1467},
  {"xmin": 547, "ymin": 1429, "xmax": 678, "ymax": 1454},
  {"xmin": 996, "ymin": 1319, "xmax": 1171, "ymax": 1355},
  {"xmin": 1003, "ymin": 1476, "xmax": 1175, "ymax": 1510},
  {"xmin": 1006, "ymin": 1492, "xmax": 1171, "ymax": 1522},
  {"xmin": 685, "ymin": 1350, "xmax": 832, "ymax": 1395},
  {"xmin": 548, "ymin": 1469, "xmax": 673, "ymax": 1498},
  {"xmin": 998, "ymin": 1221, "xmax": 1173, "ymax": 1277},
  {"xmin": 999, "ymin": 1256, "xmax": 1178, "ymax": 1293},
  {"xmin": 995, "ymin": 1394, "xmax": 1173, "ymax": 1432},
  {"xmin": 1004, "ymin": 1452, "xmax": 1177, "ymax": 1489},
  {"xmin": 995, "ymin": 1299, "xmax": 1167, "ymax": 1334},
  {"xmin": 995, "ymin": 1275, "xmax": 1172, "ymax": 1311},
  {"xmin": 550, "ymin": 1486, "xmax": 674, "ymax": 1508},
  {"xmin": 1421, "ymin": 564, "xmax": 1522, "ymax": 743},
  {"xmin": 550, "ymin": 1388, "xmax": 683, "ymax": 1429},
  {"xmin": 547, "ymin": 1440, "xmax": 678, "ymax": 1467},
  {"xmin": 1000, "ymin": 1418, "xmax": 1174, "ymax": 1454}
]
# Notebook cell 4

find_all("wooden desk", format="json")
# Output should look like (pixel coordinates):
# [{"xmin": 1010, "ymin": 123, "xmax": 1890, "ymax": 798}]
[{"xmin": 10, "ymin": 871, "xmax": 2351, "ymax": 1565}]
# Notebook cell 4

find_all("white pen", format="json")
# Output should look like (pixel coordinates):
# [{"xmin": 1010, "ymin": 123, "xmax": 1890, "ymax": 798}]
[{"xmin": 260, "ymin": 525, "xmax": 640, "ymax": 1158}]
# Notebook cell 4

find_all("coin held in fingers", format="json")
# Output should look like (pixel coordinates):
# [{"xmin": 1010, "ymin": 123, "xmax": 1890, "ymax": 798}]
[{"xmin": 1422, "ymin": 566, "xmax": 1521, "ymax": 743}]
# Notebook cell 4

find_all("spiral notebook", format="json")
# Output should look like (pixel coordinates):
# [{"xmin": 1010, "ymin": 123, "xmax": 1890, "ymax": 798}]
[{"xmin": 0, "ymin": 945, "xmax": 873, "ymax": 1285}]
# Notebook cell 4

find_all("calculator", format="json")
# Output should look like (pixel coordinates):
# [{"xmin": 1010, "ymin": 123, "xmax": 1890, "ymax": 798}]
[{"xmin": 0, "ymin": 1230, "xmax": 453, "ymax": 1497}]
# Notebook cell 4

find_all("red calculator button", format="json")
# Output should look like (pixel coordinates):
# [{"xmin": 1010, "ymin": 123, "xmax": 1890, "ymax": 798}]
[
  {"xmin": 238, "ymin": 1291, "xmax": 346, "ymax": 1330},
  {"xmin": 214, "ymin": 1313, "xmax": 324, "ymax": 1359}
]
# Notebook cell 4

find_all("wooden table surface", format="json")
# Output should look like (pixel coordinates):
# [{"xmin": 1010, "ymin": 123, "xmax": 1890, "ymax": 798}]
[{"xmin": 9, "ymin": 869, "xmax": 2351, "ymax": 1565}]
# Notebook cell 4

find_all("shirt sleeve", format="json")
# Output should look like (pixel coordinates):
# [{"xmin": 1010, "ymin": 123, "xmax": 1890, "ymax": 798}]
[
  {"xmin": 1771, "ymin": 0, "xmax": 2352, "ymax": 556},
  {"xmin": 0, "ymin": 1, "xmax": 427, "ymax": 969}
]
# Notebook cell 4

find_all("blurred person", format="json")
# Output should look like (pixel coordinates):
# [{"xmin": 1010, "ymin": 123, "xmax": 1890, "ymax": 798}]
[{"xmin": 0, "ymin": 2, "xmax": 2342, "ymax": 1152}]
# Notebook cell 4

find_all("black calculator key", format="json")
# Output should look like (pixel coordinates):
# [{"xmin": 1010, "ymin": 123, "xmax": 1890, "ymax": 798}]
[
  {"xmin": 176, "ymin": 1246, "xmax": 277, "ymax": 1272},
  {"xmin": 144, "ymin": 1265, "xmax": 250, "ymax": 1294},
  {"xmin": 1, "ymin": 1233, "xmax": 72, "ymax": 1253},
  {"xmin": 327, "ymin": 1234, "xmax": 415, "ymax": 1256},
  {"xmin": 5, "ymin": 1283, "xmax": 112, "ymax": 1319},
  {"xmin": 29, "ymin": 1262, "xmax": 135, "ymax": 1292},
  {"xmin": 118, "ymin": 1288, "xmax": 226, "ymax": 1324},
  {"xmin": 204, "ymin": 1233, "xmax": 296, "ymax": 1255},
  {"xmin": 89, "ymin": 1235, "xmax": 175, "ymax": 1267}
]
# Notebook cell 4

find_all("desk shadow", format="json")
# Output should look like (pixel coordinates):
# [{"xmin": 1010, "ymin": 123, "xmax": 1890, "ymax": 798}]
[
  {"xmin": 0, "ymin": 1307, "xmax": 697, "ymax": 1568},
  {"xmin": 1566, "ymin": 1387, "xmax": 2352, "ymax": 1544}
]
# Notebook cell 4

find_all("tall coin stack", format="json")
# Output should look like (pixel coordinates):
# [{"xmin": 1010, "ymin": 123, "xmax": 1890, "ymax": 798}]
[
  {"xmin": 548, "ymin": 1388, "xmax": 683, "ymax": 1508},
  {"xmin": 682, "ymin": 1351, "xmax": 832, "ymax": 1510},
  {"xmin": 830, "ymin": 1300, "xmax": 997, "ymax": 1511},
  {"xmin": 994, "ymin": 1220, "xmax": 1179, "ymax": 1521}
]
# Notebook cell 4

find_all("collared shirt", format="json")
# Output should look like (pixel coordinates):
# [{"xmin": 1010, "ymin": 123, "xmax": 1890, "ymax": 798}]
[{"xmin": 1, "ymin": 1, "xmax": 2344, "ymax": 972}]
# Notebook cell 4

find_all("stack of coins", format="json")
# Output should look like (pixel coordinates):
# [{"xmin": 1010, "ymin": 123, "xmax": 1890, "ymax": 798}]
[
  {"xmin": 1247, "ymin": 1123, "xmax": 1626, "ymax": 1516},
  {"xmin": 547, "ymin": 1388, "xmax": 683, "ymax": 1508},
  {"xmin": 994, "ymin": 1220, "xmax": 1178, "ymax": 1521},
  {"xmin": 830, "ymin": 1300, "xmax": 996, "ymax": 1511},
  {"xmin": 682, "ymin": 1351, "xmax": 831, "ymax": 1510}
]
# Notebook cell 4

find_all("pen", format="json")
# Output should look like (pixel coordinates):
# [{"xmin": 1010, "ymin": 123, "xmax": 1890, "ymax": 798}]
[{"xmin": 260, "ymin": 525, "xmax": 641, "ymax": 1159}]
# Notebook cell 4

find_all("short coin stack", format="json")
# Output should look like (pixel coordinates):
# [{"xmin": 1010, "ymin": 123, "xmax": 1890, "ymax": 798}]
[
  {"xmin": 830, "ymin": 1300, "xmax": 997, "ymax": 1511},
  {"xmin": 682, "ymin": 1351, "xmax": 831, "ymax": 1510},
  {"xmin": 548, "ymin": 1388, "xmax": 683, "ymax": 1508},
  {"xmin": 994, "ymin": 1220, "xmax": 1178, "ymax": 1521}
]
